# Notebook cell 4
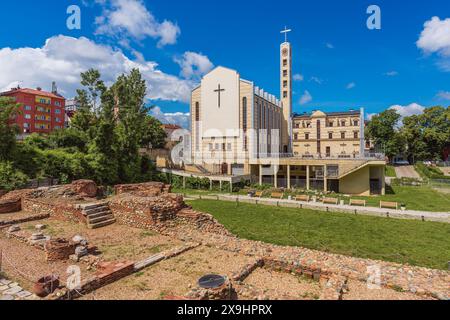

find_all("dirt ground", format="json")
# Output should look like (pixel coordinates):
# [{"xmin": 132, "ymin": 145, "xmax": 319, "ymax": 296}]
[
  {"xmin": 79, "ymin": 246, "xmax": 255, "ymax": 300},
  {"xmin": 0, "ymin": 231, "xmax": 94, "ymax": 293},
  {"xmin": 18, "ymin": 219, "xmax": 184, "ymax": 262},
  {"xmin": 241, "ymin": 268, "xmax": 324, "ymax": 300},
  {"xmin": 342, "ymin": 279, "xmax": 435, "ymax": 300}
]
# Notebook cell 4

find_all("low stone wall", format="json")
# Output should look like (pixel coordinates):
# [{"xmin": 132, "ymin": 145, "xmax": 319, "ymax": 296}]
[
  {"xmin": 114, "ymin": 182, "xmax": 171, "ymax": 197},
  {"xmin": 0, "ymin": 199, "xmax": 22, "ymax": 214},
  {"xmin": 0, "ymin": 213, "xmax": 50, "ymax": 228},
  {"xmin": 186, "ymin": 278, "xmax": 236, "ymax": 300},
  {"xmin": 110, "ymin": 193, "xmax": 185, "ymax": 228},
  {"xmin": 22, "ymin": 198, "xmax": 86, "ymax": 224},
  {"xmin": 58, "ymin": 261, "xmax": 135, "ymax": 299},
  {"xmin": 176, "ymin": 208, "xmax": 233, "ymax": 237}
]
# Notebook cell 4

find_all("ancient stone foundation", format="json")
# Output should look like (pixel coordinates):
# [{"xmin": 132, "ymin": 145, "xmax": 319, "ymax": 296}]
[
  {"xmin": 0, "ymin": 199, "xmax": 22, "ymax": 214},
  {"xmin": 110, "ymin": 193, "xmax": 185, "ymax": 228},
  {"xmin": 114, "ymin": 182, "xmax": 171, "ymax": 197},
  {"xmin": 44, "ymin": 239, "xmax": 79, "ymax": 262}
]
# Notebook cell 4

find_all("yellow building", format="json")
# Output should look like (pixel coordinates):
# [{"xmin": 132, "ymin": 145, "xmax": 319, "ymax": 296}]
[
  {"xmin": 293, "ymin": 110, "xmax": 364, "ymax": 158},
  {"xmin": 182, "ymin": 31, "xmax": 386, "ymax": 196}
]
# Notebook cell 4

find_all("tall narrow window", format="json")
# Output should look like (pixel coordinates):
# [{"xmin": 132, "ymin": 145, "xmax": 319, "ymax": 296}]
[
  {"xmin": 195, "ymin": 102, "xmax": 200, "ymax": 122},
  {"xmin": 242, "ymin": 97, "xmax": 247, "ymax": 131},
  {"xmin": 195, "ymin": 102, "xmax": 200, "ymax": 151}
]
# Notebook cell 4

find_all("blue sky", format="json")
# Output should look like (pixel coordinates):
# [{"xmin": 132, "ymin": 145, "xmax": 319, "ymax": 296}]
[{"xmin": 0, "ymin": 0, "xmax": 449, "ymax": 127}]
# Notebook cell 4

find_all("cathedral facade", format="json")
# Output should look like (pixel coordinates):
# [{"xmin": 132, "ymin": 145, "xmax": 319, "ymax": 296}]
[{"xmin": 187, "ymin": 35, "xmax": 386, "ymax": 196}]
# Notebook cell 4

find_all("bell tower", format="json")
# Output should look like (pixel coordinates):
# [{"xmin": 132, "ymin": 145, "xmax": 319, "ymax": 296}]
[{"xmin": 280, "ymin": 27, "xmax": 292, "ymax": 154}]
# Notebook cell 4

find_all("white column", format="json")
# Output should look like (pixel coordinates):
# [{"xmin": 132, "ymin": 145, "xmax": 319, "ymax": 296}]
[
  {"xmin": 274, "ymin": 165, "xmax": 278, "ymax": 188},
  {"xmin": 259, "ymin": 164, "xmax": 263, "ymax": 186},
  {"xmin": 287, "ymin": 165, "xmax": 291, "ymax": 189},
  {"xmin": 306, "ymin": 165, "xmax": 310, "ymax": 191},
  {"xmin": 324, "ymin": 165, "xmax": 328, "ymax": 193}
]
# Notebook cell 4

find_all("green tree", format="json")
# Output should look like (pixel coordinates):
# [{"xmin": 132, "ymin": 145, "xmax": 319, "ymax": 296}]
[
  {"xmin": 0, "ymin": 162, "xmax": 29, "ymax": 191},
  {"xmin": 113, "ymin": 69, "xmax": 148, "ymax": 182},
  {"xmin": 401, "ymin": 106, "xmax": 450, "ymax": 161},
  {"xmin": 365, "ymin": 109, "xmax": 404, "ymax": 161},
  {"xmin": 0, "ymin": 97, "xmax": 20, "ymax": 161},
  {"xmin": 141, "ymin": 114, "xmax": 167, "ymax": 149}
]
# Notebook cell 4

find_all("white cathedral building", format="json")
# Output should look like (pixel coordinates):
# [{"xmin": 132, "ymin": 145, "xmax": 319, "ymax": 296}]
[{"xmin": 180, "ymin": 31, "xmax": 386, "ymax": 196}]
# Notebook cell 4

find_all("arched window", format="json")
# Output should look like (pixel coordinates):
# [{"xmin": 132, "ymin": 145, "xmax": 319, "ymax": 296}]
[{"xmin": 195, "ymin": 102, "xmax": 200, "ymax": 122}]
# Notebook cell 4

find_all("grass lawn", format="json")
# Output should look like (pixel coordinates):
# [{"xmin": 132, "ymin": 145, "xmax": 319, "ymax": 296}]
[
  {"xmin": 188, "ymin": 199, "xmax": 450, "ymax": 270},
  {"xmin": 385, "ymin": 165, "xmax": 397, "ymax": 177},
  {"xmin": 175, "ymin": 185, "xmax": 450, "ymax": 212},
  {"xmin": 351, "ymin": 185, "xmax": 450, "ymax": 212}
]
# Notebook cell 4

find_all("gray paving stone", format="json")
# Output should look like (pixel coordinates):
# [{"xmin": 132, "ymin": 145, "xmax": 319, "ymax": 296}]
[
  {"xmin": 16, "ymin": 290, "xmax": 32, "ymax": 298},
  {"xmin": 4, "ymin": 286, "xmax": 22, "ymax": 295},
  {"xmin": 0, "ymin": 279, "xmax": 12, "ymax": 286}
]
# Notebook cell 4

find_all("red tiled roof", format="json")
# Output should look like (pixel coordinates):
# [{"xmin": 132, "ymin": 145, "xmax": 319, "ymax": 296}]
[
  {"xmin": 2, "ymin": 88, "xmax": 65, "ymax": 99},
  {"xmin": 163, "ymin": 124, "xmax": 182, "ymax": 130}
]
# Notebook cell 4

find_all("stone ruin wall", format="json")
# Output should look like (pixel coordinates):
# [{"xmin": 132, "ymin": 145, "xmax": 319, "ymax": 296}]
[
  {"xmin": 22, "ymin": 198, "xmax": 87, "ymax": 224},
  {"xmin": 109, "ymin": 182, "xmax": 233, "ymax": 237}
]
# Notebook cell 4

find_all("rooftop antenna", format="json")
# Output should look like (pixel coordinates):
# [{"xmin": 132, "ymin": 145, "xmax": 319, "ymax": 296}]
[{"xmin": 280, "ymin": 26, "xmax": 292, "ymax": 43}]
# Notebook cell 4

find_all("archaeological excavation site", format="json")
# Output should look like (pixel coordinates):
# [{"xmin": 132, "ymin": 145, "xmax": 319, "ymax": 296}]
[{"xmin": 0, "ymin": 180, "xmax": 448, "ymax": 301}]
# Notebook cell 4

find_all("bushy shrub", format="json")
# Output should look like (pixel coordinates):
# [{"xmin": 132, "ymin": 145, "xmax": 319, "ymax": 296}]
[
  {"xmin": 0, "ymin": 162, "xmax": 29, "ymax": 191},
  {"xmin": 415, "ymin": 163, "xmax": 450, "ymax": 180}
]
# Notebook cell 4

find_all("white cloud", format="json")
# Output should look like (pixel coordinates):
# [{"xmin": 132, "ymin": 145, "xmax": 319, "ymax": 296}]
[
  {"xmin": 437, "ymin": 91, "xmax": 450, "ymax": 100},
  {"xmin": 346, "ymin": 82, "xmax": 356, "ymax": 89},
  {"xmin": 389, "ymin": 103, "xmax": 425, "ymax": 118},
  {"xmin": 150, "ymin": 106, "xmax": 190, "ymax": 129},
  {"xmin": 417, "ymin": 17, "xmax": 450, "ymax": 71},
  {"xmin": 299, "ymin": 90, "xmax": 312, "ymax": 105},
  {"xmin": 310, "ymin": 77, "xmax": 323, "ymax": 84},
  {"xmin": 325, "ymin": 42, "xmax": 334, "ymax": 49},
  {"xmin": 384, "ymin": 71, "xmax": 399, "ymax": 76},
  {"xmin": 95, "ymin": 0, "xmax": 181, "ymax": 47},
  {"xmin": 0, "ymin": 35, "xmax": 195, "ymax": 102},
  {"xmin": 293, "ymin": 74, "xmax": 304, "ymax": 81},
  {"xmin": 174, "ymin": 52, "xmax": 214, "ymax": 79},
  {"xmin": 366, "ymin": 103, "xmax": 426, "ymax": 124}
]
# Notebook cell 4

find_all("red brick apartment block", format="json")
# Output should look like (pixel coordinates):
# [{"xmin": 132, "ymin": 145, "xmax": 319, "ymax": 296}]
[{"xmin": 1, "ymin": 86, "xmax": 65, "ymax": 135}]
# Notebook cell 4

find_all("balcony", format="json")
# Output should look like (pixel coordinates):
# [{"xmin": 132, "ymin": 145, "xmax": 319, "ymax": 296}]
[{"xmin": 260, "ymin": 152, "xmax": 385, "ymax": 161}]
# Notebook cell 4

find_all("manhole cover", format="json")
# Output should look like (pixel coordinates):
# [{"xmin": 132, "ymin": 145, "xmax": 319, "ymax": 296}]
[{"xmin": 198, "ymin": 274, "xmax": 226, "ymax": 289}]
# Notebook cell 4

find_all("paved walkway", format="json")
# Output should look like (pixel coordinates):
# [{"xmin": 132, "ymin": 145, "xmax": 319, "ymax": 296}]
[
  {"xmin": 395, "ymin": 165, "xmax": 421, "ymax": 180},
  {"xmin": 184, "ymin": 194, "xmax": 450, "ymax": 224},
  {"xmin": 0, "ymin": 278, "xmax": 38, "ymax": 300}
]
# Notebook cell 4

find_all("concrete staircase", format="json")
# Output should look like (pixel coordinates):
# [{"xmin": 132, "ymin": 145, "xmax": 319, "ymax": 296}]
[{"xmin": 79, "ymin": 202, "xmax": 116, "ymax": 229}]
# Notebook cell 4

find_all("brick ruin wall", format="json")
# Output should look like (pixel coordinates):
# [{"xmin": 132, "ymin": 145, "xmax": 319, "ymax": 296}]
[
  {"xmin": 110, "ymin": 193, "xmax": 185, "ymax": 228},
  {"xmin": 0, "ymin": 189, "xmax": 34, "ymax": 214},
  {"xmin": 114, "ymin": 182, "xmax": 171, "ymax": 197},
  {"xmin": 22, "ymin": 198, "xmax": 86, "ymax": 224}
]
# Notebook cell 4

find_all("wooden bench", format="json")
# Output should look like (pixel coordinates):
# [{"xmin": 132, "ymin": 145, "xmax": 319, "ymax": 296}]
[
  {"xmin": 322, "ymin": 197, "xmax": 338, "ymax": 205},
  {"xmin": 380, "ymin": 201, "xmax": 398, "ymax": 210},
  {"xmin": 295, "ymin": 195, "xmax": 310, "ymax": 202},
  {"xmin": 349, "ymin": 199, "xmax": 366, "ymax": 207},
  {"xmin": 270, "ymin": 192, "xmax": 284, "ymax": 200},
  {"xmin": 254, "ymin": 191, "xmax": 264, "ymax": 198}
]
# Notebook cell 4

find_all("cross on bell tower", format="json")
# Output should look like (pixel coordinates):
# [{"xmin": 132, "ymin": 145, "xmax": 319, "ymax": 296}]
[{"xmin": 280, "ymin": 26, "xmax": 292, "ymax": 43}]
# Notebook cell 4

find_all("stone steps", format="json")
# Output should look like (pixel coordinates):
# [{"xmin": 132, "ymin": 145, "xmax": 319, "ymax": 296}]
[
  {"xmin": 88, "ymin": 218, "xmax": 117, "ymax": 229},
  {"xmin": 80, "ymin": 202, "xmax": 116, "ymax": 229},
  {"xmin": 88, "ymin": 213, "xmax": 115, "ymax": 225}
]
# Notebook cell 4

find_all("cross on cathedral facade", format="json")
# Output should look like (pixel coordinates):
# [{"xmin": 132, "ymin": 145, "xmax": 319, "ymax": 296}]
[{"xmin": 214, "ymin": 84, "xmax": 225, "ymax": 108}]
